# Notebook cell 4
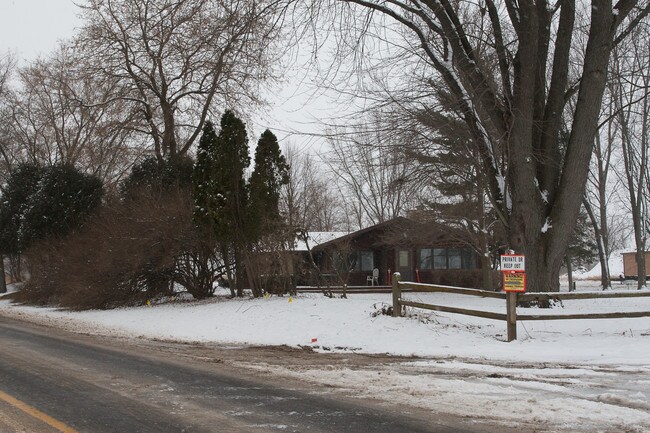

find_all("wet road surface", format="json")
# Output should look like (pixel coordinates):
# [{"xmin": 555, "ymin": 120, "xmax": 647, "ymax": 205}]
[{"xmin": 0, "ymin": 318, "xmax": 494, "ymax": 433}]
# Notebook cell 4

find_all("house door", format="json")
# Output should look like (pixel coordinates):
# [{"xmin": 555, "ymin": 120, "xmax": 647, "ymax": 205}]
[{"xmin": 397, "ymin": 249, "xmax": 412, "ymax": 281}]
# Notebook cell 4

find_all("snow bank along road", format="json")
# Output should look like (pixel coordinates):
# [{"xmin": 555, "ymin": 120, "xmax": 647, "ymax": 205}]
[{"xmin": 0, "ymin": 318, "xmax": 512, "ymax": 433}]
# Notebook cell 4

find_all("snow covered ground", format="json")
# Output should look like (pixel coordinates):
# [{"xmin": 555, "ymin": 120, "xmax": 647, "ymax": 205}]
[
  {"xmin": 1, "ymin": 285, "xmax": 649, "ymax": 432},
  {"xmin": 2, "ymin": 286, "xmax": 648, "ymax": 363},
  {"xmin": 572, "ymin": 252, "xmax": 626, "ymax": 280}
]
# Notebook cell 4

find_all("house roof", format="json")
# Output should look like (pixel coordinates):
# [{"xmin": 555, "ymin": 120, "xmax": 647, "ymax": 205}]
[
  {"xmin": 310, "ymin": 216, "xmax": 481, "ymax": 252},
  {"xmin": 313, "ymin": 217, "xmax": 414, "ymax": 251},
  {"xmin": 293, "ymin": 231, "xmax": 349, "ymax": 252}
]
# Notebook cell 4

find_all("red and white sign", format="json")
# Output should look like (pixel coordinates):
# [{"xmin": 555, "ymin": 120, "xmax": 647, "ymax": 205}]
[{"xmin": 500, "ymin": 254, "xmax": 525, "ymax": 272}]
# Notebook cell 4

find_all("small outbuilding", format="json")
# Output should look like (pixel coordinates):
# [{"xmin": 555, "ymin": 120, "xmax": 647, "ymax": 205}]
[{"xmin": 622, "ymin": 251, "xmax": 650, "ymax": 279}]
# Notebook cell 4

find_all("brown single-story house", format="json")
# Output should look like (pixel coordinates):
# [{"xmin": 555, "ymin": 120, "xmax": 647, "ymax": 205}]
[
  {"xmin": 622, "ymin": 251, "xmax": 650, "ymax": 278},
  {"xmin": 303, "ymin": 217, "xmax": 498, "ymax": 289}
]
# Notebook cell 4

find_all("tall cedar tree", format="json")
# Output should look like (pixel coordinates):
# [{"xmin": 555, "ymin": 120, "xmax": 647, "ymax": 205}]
[
  {"xmin": 190, "ymin": 121, "xmax": 227, "ymax": 298},
  {"xmin": 192, "ymin": 121, "xmax": 219, "ymax": 232},
  {"xmin": 209, "ymin": 111, "xmax": 251, "ymax": 296},
  {"xmin": 248, "ymin": 130, "xmax": 290, "ymax": 240},
  {"xmin": 212, "ymin": 111, "xmax": 250, "ymax": 240}
]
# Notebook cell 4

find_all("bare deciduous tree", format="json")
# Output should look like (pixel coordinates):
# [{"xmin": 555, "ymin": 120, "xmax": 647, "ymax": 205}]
[
  {"xmin": 609, "ymin": 30, "xmax": 650, "ymax": 289},
  {"xmin": 0, "ymin": 52, "xmax": 16, "ymax": 184},
  {"xmin": 371, "ymin": 81, "xmax": 509, "ymax": 288},
  {"xmin": 0, "ymin": 52, "xmax": 16, "ymax": 293},
  {"xmin": 281, "ymin": 143, "xmax": 343, "ymax": 232},
  {"xmin": 584, "ymin": 126, "xmax": 619, "ymax": 289},
  {"xmin": 324, "ymin": 120, "xmax": 421, "ymax": 229},
  {"xmin": 9, "ymin": 45, "xmax": 142, "ymax": 185},
  {"xmin": 78, "ymin": 0, "xmax": 284, "ymax": 160}
]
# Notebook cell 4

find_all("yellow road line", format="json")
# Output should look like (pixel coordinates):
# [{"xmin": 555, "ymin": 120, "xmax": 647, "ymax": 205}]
[{"xmin": 0, "ymin": 389, "xmax": 79, "ymax": 433}]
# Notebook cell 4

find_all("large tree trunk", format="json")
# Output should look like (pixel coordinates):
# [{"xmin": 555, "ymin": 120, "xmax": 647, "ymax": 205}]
[
  {"xmin": 566, "ymin": 257, "xmax": 574, "ymax": 292},
  {"xmin": 513, "ymin": 236, "xmax": 562, "ymax": 293},
  {"xmin": 161, "ymin": 101, "xmax": 178, "ymax": 159},
  {"xmin": 633, "ymin": 221, "xmax": 647, "ymax": 289},
  {"xmin": 480, "ymin": 254, "xmax": 494, "ymax": 290},
  {"xmin": 0, "ymin": 256, "xmax": 7, "ymax": 294},
  {"xmin": 243, "ymin": 249, "xmax": 262, "ymax": 298},
  {"xmin": 513, "ymin": 0, "xmax": 613, "ymax": 293},
  {"xmin": 584, "ymin": 198, "xmax": 611, "ymax": 289},
  {"xmin": 597, "ymin": 193, "xmax": 612, "ymax": 289},
  {"xmin": 220, "ymin": 244, "xmax": 237, "ymax": 298},
  {"xmin": 10, "ymin": 255, "xmax": 21, "ymax": 282}
]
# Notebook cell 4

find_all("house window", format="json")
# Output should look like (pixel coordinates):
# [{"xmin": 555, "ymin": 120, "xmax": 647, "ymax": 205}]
[
  {"xmin": 398, "ymin": 250, "xmax": 410, "ymax": 267},
  {"xmin": 462, "ymin": 248, "xmax": 476, "ymax": 269},
  {"xmin": 433, "ymin": 248, "xmax": 447, "ymax": 269},
  {"xmin": 332, "ymin": 250, "xmax": 373, "ymax": 272},
  {"xmin": 419, "ymin": 249, "xmax": 433, "ymax": 270},
  {"xmin": 419, "ymin": 247, "xmax": 477, "ymax": 270},
  {"xmin": 332, "ymin": 251, "xmax": 354, "ymax": 272},
  {"xmin": 359, "ymin": 251, "xmax": 374, "ymax": 271},
  {"xmin": 448, "ymin": 248, "xmax": 462, "ymax": 269}
]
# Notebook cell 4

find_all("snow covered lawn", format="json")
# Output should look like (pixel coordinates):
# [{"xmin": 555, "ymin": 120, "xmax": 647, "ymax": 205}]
[
  {"xmin": 1, "ymin": 287, "xmax": 649, "ymax": 432},
  {"xmin": 1, "ymin": 289, "xmax": 648, "ymax": 364}
]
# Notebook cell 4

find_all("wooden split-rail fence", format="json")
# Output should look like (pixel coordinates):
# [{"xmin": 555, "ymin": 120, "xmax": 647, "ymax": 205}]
[{"xmin": 390, "ymin": 273, "xmax": 650, "ymax": 342}]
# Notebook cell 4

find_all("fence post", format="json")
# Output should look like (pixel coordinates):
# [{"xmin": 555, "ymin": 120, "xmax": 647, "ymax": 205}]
[
  {"xmin": 506, "ymin": 292, "xmax": 517, "ymax": 341},
  {"xmin": 392, "ymin": 272, "xmax": 402, "ymax": 317}
]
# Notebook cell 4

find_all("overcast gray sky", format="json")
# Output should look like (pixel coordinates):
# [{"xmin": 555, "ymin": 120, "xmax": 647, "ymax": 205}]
[{"xmin": 0, "ymin": 0, "xmax": 80, "ymax": 62}]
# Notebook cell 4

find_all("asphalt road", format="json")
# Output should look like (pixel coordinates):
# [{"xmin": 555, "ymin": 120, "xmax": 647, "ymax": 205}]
[{"xmin": 0, "ymin": 318, "xmax": 492, "ymax": 433}]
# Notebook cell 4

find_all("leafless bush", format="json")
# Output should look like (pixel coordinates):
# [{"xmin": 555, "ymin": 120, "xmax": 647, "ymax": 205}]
[
  {"xmin": 247, "ymin": 229, "xmax": 298, "ymax": 296},
  {"xmin": 15, "ymin": 188, "xmax": 197, "ymax": 309},
  {"xmin": 174, "ymin": 233, "xmax": 225, "ymax": 299}
]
